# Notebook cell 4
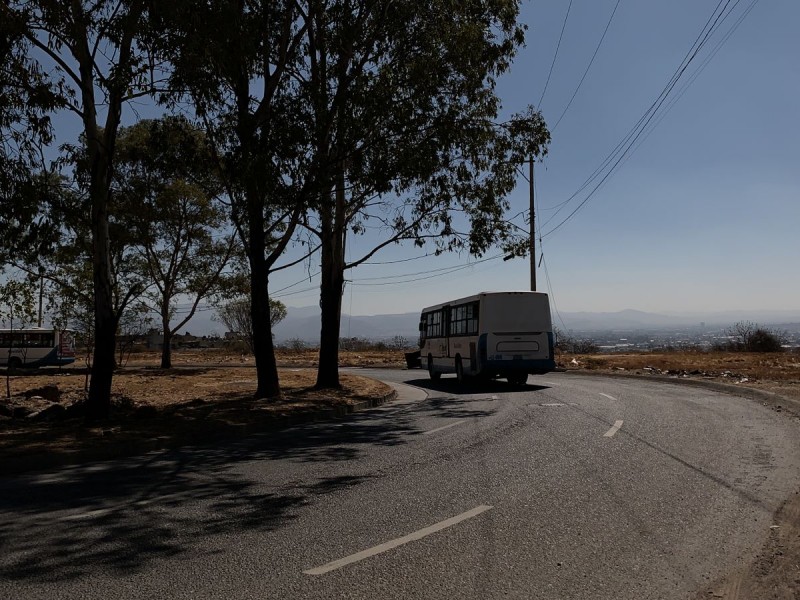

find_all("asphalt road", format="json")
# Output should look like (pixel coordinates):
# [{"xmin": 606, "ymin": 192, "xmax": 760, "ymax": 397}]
[{"xmin": 2, "ymin": 370, "xmax": 799, "ymax": 599}]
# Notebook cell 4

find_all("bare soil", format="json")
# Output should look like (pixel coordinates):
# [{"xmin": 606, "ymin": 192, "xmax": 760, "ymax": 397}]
[
  {"xmin": 0, "ymin": 351, "xmax": 394, "ymax": 468},
  {"xmin": 559, "ymin": 350, "xmax": 800, "ymax": 405}
]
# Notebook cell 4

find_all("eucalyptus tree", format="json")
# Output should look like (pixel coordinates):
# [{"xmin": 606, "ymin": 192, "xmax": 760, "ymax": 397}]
[
  {"xmin": 157, "ymin": 0, "xmax": 548, "ymax": 394},
  {"xmin": 215, "ymin": 297, "xmax": 287, "ymax": 355},
  {"xmin": 113, "ymin": 116, "xmax": 235, "ymax": 368},
  {"xmin": 0, "ymin": 278, "xmax": 37, "ymax": 397},
  {"xmin": 156, "ymin": 0, "xmax": 320, "ymax": 399},
  {"xmin": 0, "ymin": 1, "xmax": 166, "ymax": 420},
  {"xmin": 299, "ymin": 1, "xmax": 550, "ymax": 388}
]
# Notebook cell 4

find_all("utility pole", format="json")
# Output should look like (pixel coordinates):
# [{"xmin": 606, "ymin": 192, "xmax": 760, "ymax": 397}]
[
  {"xmin": 529, "ymin": 157, "xmax": 536, "ymax": 291},
  {"xmin": 37, "ymin": 272, "xmax": 44, "ymax": 327}
]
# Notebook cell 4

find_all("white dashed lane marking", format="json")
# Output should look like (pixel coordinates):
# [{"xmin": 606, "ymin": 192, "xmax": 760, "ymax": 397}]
[
  {"xmin": 303, "ymin": 505, "xmax": 494, "ymax": 575},
  {"xmin": 423, "ymin": 420, "xmax": 466, "ymax": 435},
  {"xmin": 604, "ymin": 420, "xmax": 624, "ymax": 438}
]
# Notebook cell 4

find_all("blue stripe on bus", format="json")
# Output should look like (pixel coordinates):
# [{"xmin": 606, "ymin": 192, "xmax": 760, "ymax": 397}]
[
  {"xmin": 477, "ymin": 332, "xmax": 555, "ymax": 374},
  {"xmin": 16, "ymin": 346, "xmax": 76, "ymax": 368}
]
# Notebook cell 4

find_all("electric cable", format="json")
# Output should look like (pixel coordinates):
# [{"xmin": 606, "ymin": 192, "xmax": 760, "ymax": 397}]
[
  {"xmin": 540, "ymin": 0, "xmax": 733, "ymax": 227},
  {"xmin": 551, "ymin": 0, "xmax": 622, "ymax": 132},
  {"xmin": 621, "ymin": 0, "xmax": 758, "ymax": 168},
  {"xmin": 541, "ymin": 0, "xmax": 753, "ymax": 238},
  {"xmin": 538, "ymin": 0, "xmax": 574, "ymax": 108},
  {"xmin": 350, "ymin": 254, "xmax": 504, "ymax": 287}
]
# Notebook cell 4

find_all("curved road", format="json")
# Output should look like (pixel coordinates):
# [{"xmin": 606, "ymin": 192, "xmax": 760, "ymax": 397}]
[{"xmin": 1, "ymin": 370, "xmax": 798, "ymax": 599}]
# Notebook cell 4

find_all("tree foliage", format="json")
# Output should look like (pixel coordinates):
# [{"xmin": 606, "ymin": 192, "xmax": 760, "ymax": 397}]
[
  {"xmin": 0, "ymin": 0, "xmax": 166, "ymax": 420},
  {"xmin": 155, "ymin": 0, "xmax": 316, "ymax": 399},
  {"xmin": 215, "ymin": 297, "xmax": 287, "ymax": 355},
  {"xmin": 718, "ymin": 321, "xmax": 786, "ymax": 353},
  {"xmin": 0, "ymin": 278, "xmax": 37, "ymax": 329},
  {"xmin": 113, "ymin": 116, "xmax": 235, "ymax": 368},
  {"xmin": 0, "ymin": 277, "xmax": 37, "ymax": 396},
  {"xmin": 294, "ymin": 0, "xmax": 549, "ymax": 387},
  {"xmin": 2, "ymin": 0, "xmax": 549, "ymax": 408}
]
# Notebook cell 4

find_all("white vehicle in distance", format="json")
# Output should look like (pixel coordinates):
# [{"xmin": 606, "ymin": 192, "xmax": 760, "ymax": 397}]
[
  {"xmin": 0, "ymin": 328, "xmax": 76, "ymax": 370},
  {"xmin": 419, "ymin": 291, "xmax": 555, "ymax": 385}
]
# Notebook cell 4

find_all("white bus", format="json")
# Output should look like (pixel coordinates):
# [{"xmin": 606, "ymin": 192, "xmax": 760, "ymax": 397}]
[
  {"xmin": 419, "ymin": 291, "xmax": 555, "ymax": 384},
  {"xmin": 0, "ymin": 328, "xmax": 76, "ymax": 370}
]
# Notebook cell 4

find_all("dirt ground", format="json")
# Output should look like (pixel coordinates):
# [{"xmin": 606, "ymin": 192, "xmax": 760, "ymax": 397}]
[
  {"xmin": 560, "ymin": 350, "xmax": 800, "ymax": 405},
  {"xmin": 2, "ymin": 347, "xmax": 800, "ymax": 598},
  {"xmin": 0, "ymin": 351, "xmax": 394, "ymax": 467}
]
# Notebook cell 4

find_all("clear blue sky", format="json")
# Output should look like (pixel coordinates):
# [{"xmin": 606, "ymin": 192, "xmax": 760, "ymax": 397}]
[
  {"xmin": 15, "ymin": 1, "xmax": 797, "ymax": 328},
  {"xmin": 270, "ymin": 0, "xmax": 799, "ymax": 317}
]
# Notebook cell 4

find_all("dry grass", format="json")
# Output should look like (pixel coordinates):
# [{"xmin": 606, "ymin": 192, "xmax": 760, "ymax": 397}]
[
  {"xmin": 559, "ymin": 350, "xmax": 800, "ymax": 403},
  {"xmin": 0, "ymin": 361, "xmax": 393, "ymax": 465}
]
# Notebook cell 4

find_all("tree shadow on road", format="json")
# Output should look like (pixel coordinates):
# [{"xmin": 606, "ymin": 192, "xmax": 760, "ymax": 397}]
[
  {"xmin": 410, "ymin": 395, "xmax": 500, "ymax": 420},
  {"xmin": 405, "ymin": 376, "xmax": 551, "ymax": 396},
  {"xmin": 0, "ymin": 407, "xmax": 418, "ymax": 584}
]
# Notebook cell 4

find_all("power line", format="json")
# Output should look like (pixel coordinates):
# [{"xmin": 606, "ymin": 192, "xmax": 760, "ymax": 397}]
[
  {"xmin": 533, "ymin": 174, "xmax": 567, "ymax": 332},
  {"xmin": 542, "ymin": 0, "xmax": 734, "ymax": 228},
  {"xmin": 538, "ymin": 0, "xmax": 574, "ymax": 108},
  {"xmin": 272, "ymin": 271, "xmax": 321, "ymax": 294},
  {"xmin": 272, "ymin": 285, "xmax": 318, "ymax": 299},
  {"xmin": 551, "ymin": 0, "xmax": 622, "ymax": 132},
  {"xmin": 540, "ymin": 0, "xmax": 753, "ymax": 238},
  {"xmin": 268, "ymin": 252, "xmax": 504, "ymax": 299},
  {"xmin": 621, "ymin": 0, "xmax": 759, "ymax": 167},
  {"xmin": 363, "ymin": 252, "xmax": 438, "ymax": 265},
  {"xmin": 542, "ymin": 253, "xmax": 568, "ymax": 332},
  {"xmin": 350, "ymin": 254, "xmax": 504, "ymax": 287},
  {"xmin": 354, "ymin": 257, "xmax": 497, "ymax": 282}
]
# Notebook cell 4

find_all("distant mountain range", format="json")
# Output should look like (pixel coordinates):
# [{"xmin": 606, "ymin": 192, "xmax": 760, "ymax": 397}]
[
  {"xmin": 555, "ymin": 309, "xmax": 800, "ymax": 331},
  {"xmin": 291, "ymin": 307, "xmax": 800, "ymax": 340},
  {"xmin": 182, "ymin": 305, "xmax": 800, "ymax": 342},
  {"xmin": 272, "ymin": 307, "xmax": 421, "ymax": 343}
]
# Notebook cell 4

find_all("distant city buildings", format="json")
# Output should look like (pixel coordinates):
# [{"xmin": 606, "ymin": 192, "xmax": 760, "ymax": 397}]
[{"xmin": 574, "ymin": 323, "xmax": 800, "ymax": 352}]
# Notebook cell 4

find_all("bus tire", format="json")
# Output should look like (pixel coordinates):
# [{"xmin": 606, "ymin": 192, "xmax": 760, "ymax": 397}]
[
  {"xmin": 456, "ymin": 356, "xmax": 466, "ymax": 385},
  {"xmin": 507, "ymin": 372, "xmax": 527, "ymax": 385},
  {"xmin": 7, "ymin": 357, "xmax": 22, "ymax": 373},
  {"xmin": 428, "ymin": 355, "xmax": 440, "ymax": 380}
]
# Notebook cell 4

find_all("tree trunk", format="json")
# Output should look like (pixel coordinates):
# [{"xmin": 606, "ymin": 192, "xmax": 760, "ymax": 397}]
[
  {"xmin": 316, "ymin": 241, "xmax": 345, "ymax": 389},
  {"xmin": 5, "ymin": 316, "xmax": 12, "ymax": 401},
  {"xmin": 161, "ymin": 315, "xmax": 172, "ymax": 369},
  {"xmin": 85, "ymin": 162, "xmax": 117, "ymax": 422},
  {"xmin": 250, "ymin": 261, "xmax": 281, "ymax": 399},
  {"xmin": 246, "ymin": 183, "xmax": 281, "ymax": 399},
  {"xmin": 316, "ymin": 167, "xmax": 347, "ymax": 389}
]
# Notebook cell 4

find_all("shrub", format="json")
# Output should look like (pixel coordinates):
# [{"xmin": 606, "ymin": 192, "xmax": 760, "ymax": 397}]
[
  {"xmin": 285, "ymin": 338, "xmax": 307, "ymax": 353},
  {"xmin": 747, "ymin": 328, "xmax": 784, "ymax": 352},
  {"xmin": 721, "ymin": 321, "xmax": 786, "ymax": 353},
  {"xmin": 390, "ymin": 335, "xmax": 409, "ymax": 351},
  {"xmin": 554, "ymin": 327, "xmax": 599, "ymax": 354}
]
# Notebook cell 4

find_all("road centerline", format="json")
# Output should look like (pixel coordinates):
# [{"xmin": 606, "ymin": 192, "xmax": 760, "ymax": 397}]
[
  {"xmin": 303, "ymin": 505, "xmax": 494, "ymax": 576},
  {"xmin": 604, "ymin": 420, "xmax": 624, "ymax": 438},
  {"xmin": 599, "ymin": 393, "xmax": 617, "ymax": 401},
  {"xmin": 423, "ymin": 420, "xmax": 466, "ymax": 435}
]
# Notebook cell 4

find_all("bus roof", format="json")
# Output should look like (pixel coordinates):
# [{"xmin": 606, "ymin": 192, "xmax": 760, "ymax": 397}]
[{"xmin": 420, "ymin": 290, "xmax": 549, "ymax": 314}]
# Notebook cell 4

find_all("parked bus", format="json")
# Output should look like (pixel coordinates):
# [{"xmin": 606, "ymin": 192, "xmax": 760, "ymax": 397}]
[
  {"xmin": 0, "ymin": 328, "xmax": 76, "ymax": 370},
  {"xmin": 419, "ymin": 291, "xmax": 555, "ymax": 384}
]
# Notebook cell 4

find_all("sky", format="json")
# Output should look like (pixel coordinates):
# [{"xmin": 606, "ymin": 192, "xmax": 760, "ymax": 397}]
[
  {"xmin": 266, "ymin": 0, "xmax": 799, "ymax": 318},
  {"xmin": 7, "ymin": 1, "xmax": 798, "ymax": 331}
]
